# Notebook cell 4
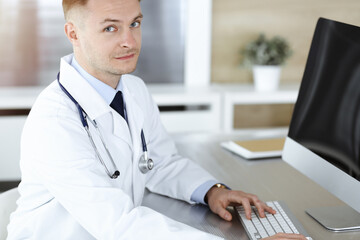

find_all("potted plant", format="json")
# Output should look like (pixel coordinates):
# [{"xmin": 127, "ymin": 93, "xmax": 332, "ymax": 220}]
[{"xmin": 241, "ymin": 34, "xmax": 292, "ymax": 91}]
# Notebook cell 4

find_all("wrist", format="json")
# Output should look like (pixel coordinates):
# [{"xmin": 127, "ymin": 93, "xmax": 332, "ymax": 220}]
[{"xmin": 204, "ymin": 183, "xmax": 227, "ymax": 204}]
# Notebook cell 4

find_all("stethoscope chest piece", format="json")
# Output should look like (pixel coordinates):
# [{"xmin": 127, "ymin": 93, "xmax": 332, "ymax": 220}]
[{"xmin": 138, "ymin": 152, "xmax": 154, "ymax": 174}]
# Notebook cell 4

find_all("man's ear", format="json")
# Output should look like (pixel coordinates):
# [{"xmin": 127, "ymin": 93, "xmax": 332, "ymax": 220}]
[{"xmin": 64, "ymin": 22, "xmax": 80, "ymax": 46}]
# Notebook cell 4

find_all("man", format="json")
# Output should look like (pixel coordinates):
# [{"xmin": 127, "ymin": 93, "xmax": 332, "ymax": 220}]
[{"xmin": 7, "ymin": 0, "xmax": 306, "ymax": 239}]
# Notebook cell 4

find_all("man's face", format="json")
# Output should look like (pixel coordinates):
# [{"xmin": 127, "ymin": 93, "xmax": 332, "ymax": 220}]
[{"xmin": 73, "ymin": 0, "xmax": 142, "ymax": 83}]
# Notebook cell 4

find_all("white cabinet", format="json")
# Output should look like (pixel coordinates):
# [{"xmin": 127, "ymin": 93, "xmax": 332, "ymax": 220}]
[
  {"xmin": 221, "ymin": 84, "xmax": 299, "ymax": 132},
  {"xmin": 148, "ymin": 85, "xmax": 221, "ymax": 133},
  {"xmin": 0, "ymin": 116, "xmax": 26, "ymax": 180}
]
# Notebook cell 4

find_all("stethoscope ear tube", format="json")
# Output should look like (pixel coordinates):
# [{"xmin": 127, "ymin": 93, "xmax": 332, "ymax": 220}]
[
  {"xmin": 57, "ymin": 73, "xmax": 120, "ymax": 178},
  {"xmin": 88, "ymin": 118, "xmax": 120, "ymax": 178},
  {"xmin": 85, "ymin": 125, "xmax": 120, "ymax": 178},
  {"xmin": 57, "ymin": 73, "xmax": 88, "ymax": 128}
]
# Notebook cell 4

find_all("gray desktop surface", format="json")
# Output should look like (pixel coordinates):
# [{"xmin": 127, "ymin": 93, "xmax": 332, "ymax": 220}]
[{"xmin": 142, "ymin": 131, "xmax": 360, "ymax": 240}]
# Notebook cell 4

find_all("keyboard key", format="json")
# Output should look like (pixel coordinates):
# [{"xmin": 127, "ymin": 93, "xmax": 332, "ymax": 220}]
[
  {"xmin": 271, "ymin": 202, "xmax": 294, "ymax": 233},
  {"xmin": 266, "ymin": 213, "xmax": 283, "ymax": 233},
  {"xmin": 274, "ymin": 213, "xmax": 293, "ymax": 233},
  {"xmin": 252, "ymin": 216, "xmax": 269, "ymax": 238},
  {"xmin": 252, "ymin": 207, "xmax": 276, "ymax": 236},
  {"xmin": 236, "ymin": 206, "xmax": 261, "ymax": 240}
]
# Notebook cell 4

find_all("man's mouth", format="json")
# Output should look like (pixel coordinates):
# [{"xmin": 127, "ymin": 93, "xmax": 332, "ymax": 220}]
[{"xmin": 115, "ymin": 54, "xmax": 135, "ymax": 60}]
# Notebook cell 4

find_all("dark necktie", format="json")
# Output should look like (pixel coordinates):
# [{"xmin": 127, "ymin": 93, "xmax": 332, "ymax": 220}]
[{"xmin": 110, "ymin": 91, "xmax": 125, "ymax": 120}]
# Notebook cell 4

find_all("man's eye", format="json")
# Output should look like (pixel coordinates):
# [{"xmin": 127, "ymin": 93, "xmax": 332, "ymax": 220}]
[
  {"xmin": 130, "ymin": 21, "xmax": 140, "ymax": 28},
  {"xmin": 105, "ymin": 26, "xmax": 116, "ymax": 32}
]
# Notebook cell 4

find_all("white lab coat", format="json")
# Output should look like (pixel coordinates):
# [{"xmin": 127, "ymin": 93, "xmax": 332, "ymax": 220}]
[{"xmin": 7, "ymin": 54, "xmax": 222, "ymax": 240}]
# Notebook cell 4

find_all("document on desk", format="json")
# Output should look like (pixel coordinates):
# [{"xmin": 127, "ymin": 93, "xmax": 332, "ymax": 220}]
[{"xmin": 221, "ymin": 138, "xmax": 285, "ymax": 159}]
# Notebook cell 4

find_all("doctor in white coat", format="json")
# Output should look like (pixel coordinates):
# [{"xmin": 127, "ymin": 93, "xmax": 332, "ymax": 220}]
[{"xmin": 7, "ymin": 0, "xmax": 307, "ymax": 239}]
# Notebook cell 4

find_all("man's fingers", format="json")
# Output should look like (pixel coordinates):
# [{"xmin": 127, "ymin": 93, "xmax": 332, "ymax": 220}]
[
  {"xmin": 240, "ymin": 198, "xmax": 253, "ymax": 219},
  {"xmin": 228, "ymin": 192, "xmax": 270, "ymax": 219},
  {"xmin": 232, "ymin": 192, "xmax": 276, "ymax": 218},
  {"xmin": 250, "ymin": 195, "xmax": 266, "ymax": 218},
  {"xmin": 264, "ymin": 205, "xmax": 276, "ymax": 215},
  {"xmin": 254, "ymin": 203, "xmax": 276, "ymax": 218},
  {"xmin": 207, "ymin": 188, "xmax": 278, "ymax": 222},
  {"xmin": 215, "ymin": 206, "xmax": 232, "ymax": 221}
]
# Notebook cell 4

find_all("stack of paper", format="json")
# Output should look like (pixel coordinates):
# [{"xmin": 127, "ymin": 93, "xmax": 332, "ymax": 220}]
[{"xmin": 221, "ymin": 138, "xmax": 285, "ymax": 159}]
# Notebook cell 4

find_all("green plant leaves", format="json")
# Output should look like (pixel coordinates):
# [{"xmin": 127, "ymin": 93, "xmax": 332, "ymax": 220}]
[{"xmin": 241, "ymin": 34, "xmax": 292, "ymax": 66}]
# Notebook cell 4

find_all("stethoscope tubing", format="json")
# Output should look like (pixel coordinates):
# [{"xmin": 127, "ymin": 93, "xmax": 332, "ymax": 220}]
[
  {"xmin": 56, "ymin": 72, "xmax": 153, "ymax": 178},
  {"xmin": 57, "ymin": 73, "xmax": 88, "ymax": 128}
]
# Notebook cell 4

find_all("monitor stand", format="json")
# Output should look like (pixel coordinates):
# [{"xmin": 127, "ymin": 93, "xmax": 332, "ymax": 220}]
[{"xmin": 306, "ymin": 205, "xmax": 360, "ymax": 232}]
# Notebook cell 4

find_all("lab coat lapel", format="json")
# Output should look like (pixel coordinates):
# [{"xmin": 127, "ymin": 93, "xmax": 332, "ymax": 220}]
[
  {"xmin": 122, "ymin": 80, "xmax": 146, "ymax": 206},
  {"xmin": 59, "ymin": 54, "xmax": 132, "ymax": 149},
  {"xmin": 111, "ymin": 109, "xmax": 133, "ymax": 149}
]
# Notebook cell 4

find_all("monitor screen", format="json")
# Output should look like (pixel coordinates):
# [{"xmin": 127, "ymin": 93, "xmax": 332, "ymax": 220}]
[
  {"xmin": 283, "ymin": 18, "xmax": 360, "ymax": 217},
  {"xmin": 288, "ymin": 17, "xmax": 360, "ymax": 181}
]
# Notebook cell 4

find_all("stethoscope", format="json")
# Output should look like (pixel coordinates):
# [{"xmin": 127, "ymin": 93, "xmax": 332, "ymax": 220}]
[{"xmin": 57, "ymin": 73, "xmax": 154, "ymax": 179}]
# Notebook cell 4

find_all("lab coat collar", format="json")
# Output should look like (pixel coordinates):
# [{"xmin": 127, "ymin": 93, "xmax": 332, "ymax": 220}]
[
  {"xmin": 58, "ymin": 54, "xmax": 132, "ymax": 147},
  {"xmin": 59, "ymin": 54, "xmax": 109, "ymax": 120}
]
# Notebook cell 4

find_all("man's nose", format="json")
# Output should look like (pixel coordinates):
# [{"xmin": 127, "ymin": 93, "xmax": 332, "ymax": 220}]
[{"xmin": 119, "ymin": 29, "xmax": 137, "ymax": 48}]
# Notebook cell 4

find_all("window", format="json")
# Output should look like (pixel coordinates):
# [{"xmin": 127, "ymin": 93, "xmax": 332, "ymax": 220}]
[{"xmin": 0, "ymin": 0, "xmax": 187, "ymax": 86}]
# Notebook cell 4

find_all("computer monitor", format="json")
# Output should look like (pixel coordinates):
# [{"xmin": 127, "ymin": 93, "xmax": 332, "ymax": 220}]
[{"xmin": 282, "ymin": 17, "xmax": 360, "ymax": 231}]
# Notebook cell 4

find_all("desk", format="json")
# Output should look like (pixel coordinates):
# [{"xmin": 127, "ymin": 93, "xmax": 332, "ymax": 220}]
[{"xmin": 143, "ymin": 131, "xmax": 360, "ymax": 240}]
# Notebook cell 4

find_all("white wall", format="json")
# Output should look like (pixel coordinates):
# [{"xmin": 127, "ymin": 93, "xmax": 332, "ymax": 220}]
[{"xmin": 184, "ymin": 0, "xmax": 212, "ymax": 87}]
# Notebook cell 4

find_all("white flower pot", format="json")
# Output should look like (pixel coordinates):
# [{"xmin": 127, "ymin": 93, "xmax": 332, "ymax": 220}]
[{"xmin": 252, "ymin": 65, "xmax": 281, "ymax": 92}]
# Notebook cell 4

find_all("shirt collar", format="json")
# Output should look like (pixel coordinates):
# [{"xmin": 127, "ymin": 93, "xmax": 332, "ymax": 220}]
[{"xmin": 70, "ymin": 56, "xmax": 123, "ymax": 105}]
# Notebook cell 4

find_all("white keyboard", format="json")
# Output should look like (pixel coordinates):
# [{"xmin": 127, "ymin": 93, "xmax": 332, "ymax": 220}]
[{"xmin": 236, "ymin": 201, "xmax": 312, "ymax": 240}]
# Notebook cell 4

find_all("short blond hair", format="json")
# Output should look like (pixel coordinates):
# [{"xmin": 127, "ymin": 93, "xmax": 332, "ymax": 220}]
[
  {"xmin": 62, "ymin": 0, "xmax": 88, "ymax": 21},
  {"xmin": 62, "ymin": 0, "xmax": 141, "ymax": 20}
]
